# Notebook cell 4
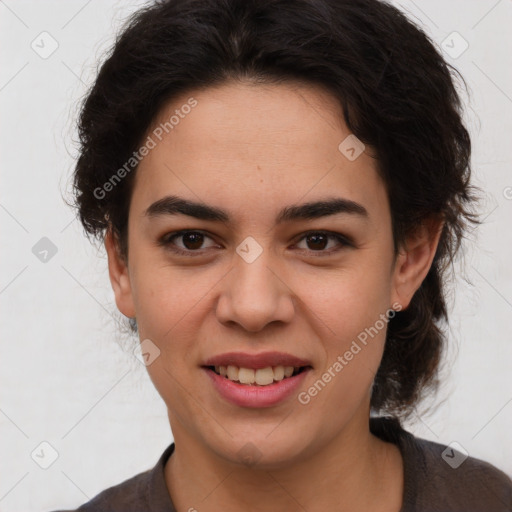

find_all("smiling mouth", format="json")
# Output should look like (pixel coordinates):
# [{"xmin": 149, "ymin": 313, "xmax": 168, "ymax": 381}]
[{"xmin": 205, "ymin": 365, "xmax": 310, "ymax": 386}]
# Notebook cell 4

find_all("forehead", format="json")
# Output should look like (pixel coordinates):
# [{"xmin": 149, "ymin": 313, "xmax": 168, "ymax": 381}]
[{"xmin": 130, "ymin": 80, "xmax": 388, "ymax": 225}]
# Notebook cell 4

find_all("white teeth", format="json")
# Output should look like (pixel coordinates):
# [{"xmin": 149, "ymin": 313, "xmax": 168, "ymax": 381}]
[
  {"xmin": 238, "ymin": 368, "xmax": 255, "ymax": 384},
  {"xmin": 255, "ymin": 367, "xmax": 274, "ymax": 385},
  {"xmin": 227, "ymin": 365, "xmax": 239, "ymax": 381},
  {"xmin": 273, "ymin": 366, "xmax": 285, "ymax": 380},
  {"xmin": 213, "ymin": 365, "xmax": 299, "ymax": 385},
  {"xmin": 284, "ymin": 366, "xmax": 294, "ymax": 378}
]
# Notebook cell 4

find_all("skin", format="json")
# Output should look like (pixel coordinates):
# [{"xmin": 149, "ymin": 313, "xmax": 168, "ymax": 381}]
[{"xmin": 105, "ymin": 80, "xmax": 443, "ymax": 512}]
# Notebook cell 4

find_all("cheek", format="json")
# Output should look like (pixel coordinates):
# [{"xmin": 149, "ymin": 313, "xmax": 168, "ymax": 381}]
[
  {"xmin": 301, "ymin": 264, "xmax": 392, "ymax": 337},
  {"xmin": 131, "ymin": 260, "xmax": 213, "ymax": 337},
  {"xmin": 130, "ymin": 264, "xmax": 223, "ymax": 404},
  {"xmin": 301, "ymin": 279, "xmax": 390, "ymax": 407},
  {"xmin": 298, "ymin": 265, "xmax": 392, "ymax": 389},
  {"xmin": 131, "ymin": 270, "xmax": 209, "ymax": 412}
]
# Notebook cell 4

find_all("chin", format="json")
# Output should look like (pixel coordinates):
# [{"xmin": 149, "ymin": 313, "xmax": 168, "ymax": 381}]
[{"xmin": 205, "ymin": 426, "xmax": 314, "ymax": 470}]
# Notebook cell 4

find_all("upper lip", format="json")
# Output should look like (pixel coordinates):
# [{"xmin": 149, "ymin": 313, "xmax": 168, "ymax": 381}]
[{"xmin": 202, "ymin": 351, "xmax": 312, "ymax": 369}]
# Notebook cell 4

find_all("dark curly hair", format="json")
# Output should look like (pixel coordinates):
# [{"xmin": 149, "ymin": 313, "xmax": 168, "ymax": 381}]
[{"xmin": 71, "ymin": 0, "xmax": 480, "ymax": 421}]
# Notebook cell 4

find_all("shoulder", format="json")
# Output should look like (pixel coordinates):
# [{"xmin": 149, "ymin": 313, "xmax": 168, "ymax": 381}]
[
  {"xmin": 49, "ymin": 469, "xmax": 152, "ymax": 512},
  {"xmin": 412, "ymin": 435, "xmax": 512, "ymax": 511},
  {"xmin": 370, "ymin": 417, "xmax": 512, "ymax": 511},
  {"xmin": 48, "ymin": 443, "xmax": 176, "ymax": 512}
]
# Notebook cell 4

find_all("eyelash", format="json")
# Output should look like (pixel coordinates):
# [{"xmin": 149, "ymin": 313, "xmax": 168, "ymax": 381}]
[{"xmin": 159, "ymin": 230, "xmax": 353, "ymax": 257}]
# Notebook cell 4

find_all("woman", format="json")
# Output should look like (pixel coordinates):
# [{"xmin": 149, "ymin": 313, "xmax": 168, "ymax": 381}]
[{"xmin": 52, "ymin": 0, "xmax": 512, "ymax": 510}]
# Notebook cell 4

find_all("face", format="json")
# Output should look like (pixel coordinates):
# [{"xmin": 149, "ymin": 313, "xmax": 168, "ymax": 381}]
[{"xmin": 106, "ymin": 80, "xmax": 437, "ymax": 468}]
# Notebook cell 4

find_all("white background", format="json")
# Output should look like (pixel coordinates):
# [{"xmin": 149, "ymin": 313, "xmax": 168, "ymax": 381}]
[{"xmin": 1, "ymin": 1, "xmax": 511, "ymax": 510}]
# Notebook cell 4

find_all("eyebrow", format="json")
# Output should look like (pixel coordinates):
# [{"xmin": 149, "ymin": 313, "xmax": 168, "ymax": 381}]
[{"xmin": 144, "ymin": 195, "xmax": 369, "ymax": 224}]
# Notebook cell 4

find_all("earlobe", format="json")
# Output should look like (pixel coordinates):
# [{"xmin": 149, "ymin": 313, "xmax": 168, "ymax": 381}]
[
  {"xmin": 391, "ymin": 218, "xmax": 444, "ymax": 310},
  {"xmin": 104, "ymin": 229, "xmax": 136, "ymax": 318}
]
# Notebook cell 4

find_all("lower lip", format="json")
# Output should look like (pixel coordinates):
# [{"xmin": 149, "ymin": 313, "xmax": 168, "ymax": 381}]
[{"xmin": 203, "ymin": 367, "xmax": 311, "ymax": 408}]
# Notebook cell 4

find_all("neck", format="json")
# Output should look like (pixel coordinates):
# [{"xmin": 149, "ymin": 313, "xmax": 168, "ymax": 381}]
[{"xmin": 164, "ymin": 410, "xmax": 403, "ymax": 512}]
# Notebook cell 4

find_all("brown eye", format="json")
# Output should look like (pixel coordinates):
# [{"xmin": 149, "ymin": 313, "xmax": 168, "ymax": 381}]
[
  {"xmin": 294, "ymin": 231, "xmax": 351, "ymax": 256},
  {"xmin": 160, "ymin": 230, "xmax": 218, "ymax": 255},
  {"xmin": 305, "ymin": 233, "xmax": 329, "ymax": 251},
  {"xmin": 180, "ymin": 232, "xmax": 205, "ymax": 250}
]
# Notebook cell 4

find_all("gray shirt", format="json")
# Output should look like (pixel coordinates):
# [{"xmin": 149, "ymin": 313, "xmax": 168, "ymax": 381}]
[{"xmin": 50, "ymin": 417, "xmax": 512, "ymax": 511}]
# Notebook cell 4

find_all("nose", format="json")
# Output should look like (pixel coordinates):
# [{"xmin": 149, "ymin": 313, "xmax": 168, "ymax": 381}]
[{"xmin": 215, "ymin": 249, "xmax": 295, "ymax": 333}]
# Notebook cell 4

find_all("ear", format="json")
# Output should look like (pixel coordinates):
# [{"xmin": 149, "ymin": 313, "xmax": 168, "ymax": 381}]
[
  {"xmin": 104, "ymin": 228, "xmax": 136, "ymax": 319},
  {"xmin": 390, "ymin": 217, "xmax": 444, "ymax": 310}
]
